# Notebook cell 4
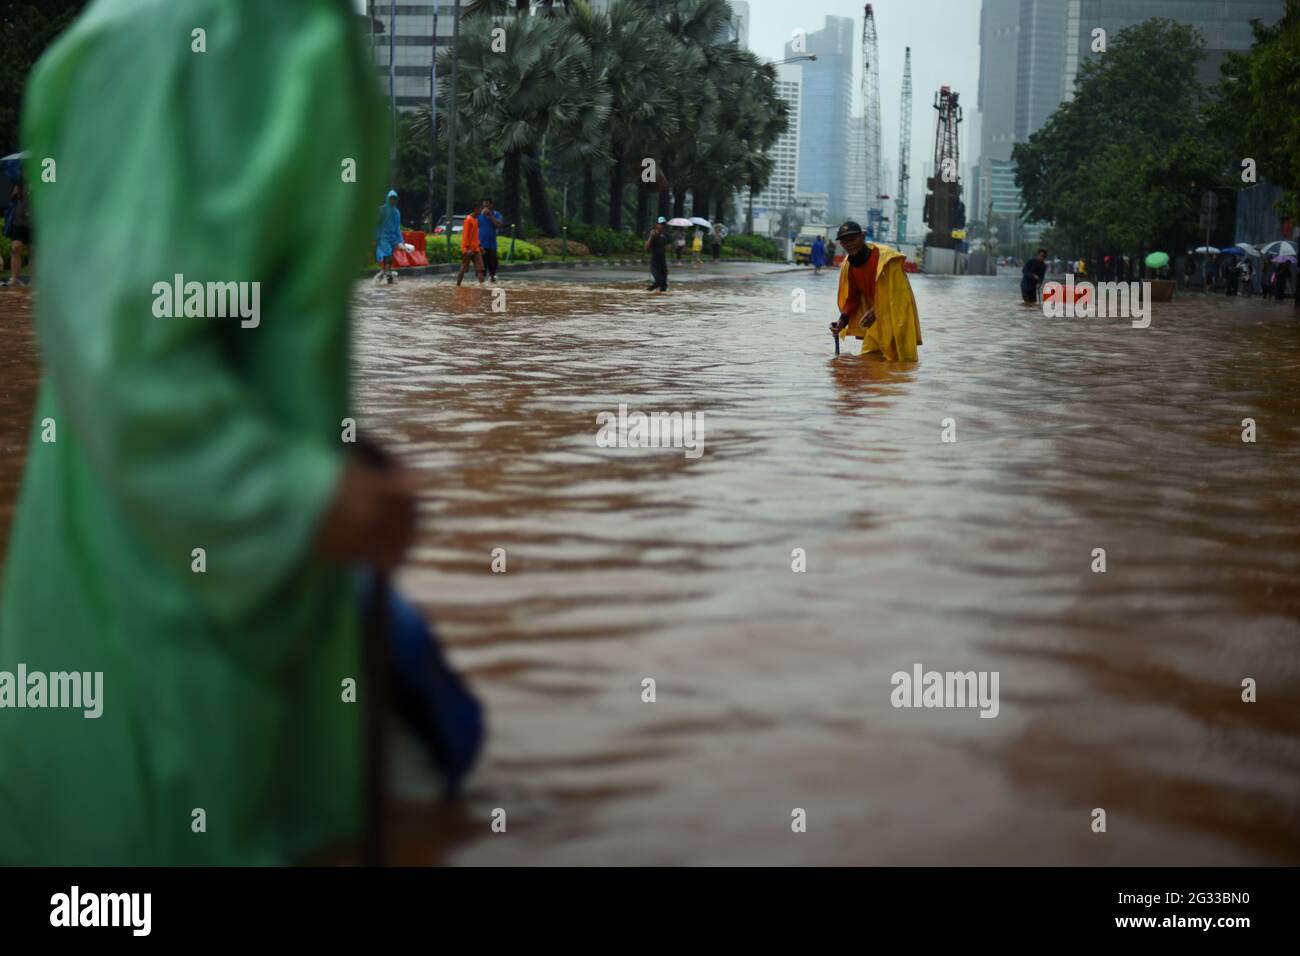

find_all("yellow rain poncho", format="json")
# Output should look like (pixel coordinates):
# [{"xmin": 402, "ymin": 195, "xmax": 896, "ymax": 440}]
[
  {"xmin": 0, "ymin": 0, "xmax": 384, "ymax": 864},
  {"xmin": 837, "ymin": 245, "xmax": 922, "ymax": 361}
]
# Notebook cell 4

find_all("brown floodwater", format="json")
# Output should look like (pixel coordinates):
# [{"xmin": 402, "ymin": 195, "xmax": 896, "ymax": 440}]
[{"xmin": 4, "ymin": 265, "xmax": 1300, "ymax": 865}]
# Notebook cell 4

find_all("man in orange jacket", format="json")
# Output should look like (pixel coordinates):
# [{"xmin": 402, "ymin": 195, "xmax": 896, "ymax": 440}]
[
  {"xmin": 456, "ymin": 201, "xmax": 484, "ymax": 286},
  {"xmin": 828, "ymin": 221, "xmax": 922, "ymax": 361}
]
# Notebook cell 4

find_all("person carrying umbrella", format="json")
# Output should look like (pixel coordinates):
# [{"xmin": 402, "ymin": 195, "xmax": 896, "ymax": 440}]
[
  {"xmin": 828, "ymin": 221, "xmax": 922, "ymax": 361},
  {"xmin": 1274, "ymin": 258, "xmax": 1293, "ymax": 301},
  {"xmin": 1235, "ymin": 256, "xmax": 1253, "ymax": 297},
  {"xmin": 1226, "ymin": 255, "xmax": 1240, "ymax": 296}
]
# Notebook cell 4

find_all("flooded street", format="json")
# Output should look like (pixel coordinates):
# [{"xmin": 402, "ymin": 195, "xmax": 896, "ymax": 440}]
[{"xmin": 4, "ymin": 264, "xmax": 1300, "ymax": 864}]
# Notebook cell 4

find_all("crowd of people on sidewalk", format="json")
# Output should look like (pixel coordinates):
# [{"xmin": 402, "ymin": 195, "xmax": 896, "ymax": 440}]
[{"xmin": 1194, "ymin": 252, "xmax": 1297, "ymax": 306}]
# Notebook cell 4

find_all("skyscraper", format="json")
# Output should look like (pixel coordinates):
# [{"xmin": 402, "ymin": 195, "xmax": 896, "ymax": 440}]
[
  {"xmin": 729, "ymin": 1, "xmax": 751, "ymax": 49},
  {"xmin": 1064, "ymin": 0, "xmax": 1287, "ymax": 97},
  {"xmin": 785, "ymin": 16, "xmax": 855, "ymax": 218},
  {"xmin": 845, "ymin": 116, "xmax": 869, "ymax": 220},
  {"xmin": 977, "ymin": 0, "xmax": 1021, "ymax": 166},
  {"xmin": 740, "ymin": 64, "xmax": 802, "ymax": 231},
  {"xmin": 1016, "ymin": 0, "xmax": 1070, "ymax": 142},
  {"xmin": 367, "ymin": 2, "xmax": 461, "ymax": 110},
  {"xmin": 974, "ymin": 0, "xmax": 1070, "ymax": 237}
]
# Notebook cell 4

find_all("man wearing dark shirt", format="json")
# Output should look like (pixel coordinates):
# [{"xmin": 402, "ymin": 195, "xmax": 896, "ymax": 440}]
[
  {"xmin": 645, "ymin": 216, "xmax": 670, "ymax": 293},
  {"xmin": 1022, "ymin": 248, "xmax": 1048, "ymax": 304}
]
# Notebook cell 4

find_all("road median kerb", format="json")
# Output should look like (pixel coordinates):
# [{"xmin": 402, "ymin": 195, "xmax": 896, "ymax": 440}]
[{"xmin": 360, "ymin": 258, "xmax": 776, "ymax": 279}]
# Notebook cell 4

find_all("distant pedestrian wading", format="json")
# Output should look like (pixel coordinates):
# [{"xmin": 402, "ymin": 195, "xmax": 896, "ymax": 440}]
[
  {"xmin": 457, "ymin": 200, "xmax": 484, "ymax": 286},
  {"xmin": 478, "ymin": 198, "xmax": 503, "ymax": 282},
  {"xmin": 646, "ymin": 216, "xmax": 670, "ymax": 293},
  {"xmin": 375, "ymin": 189, "xmax": 403, "ymax": 284}
]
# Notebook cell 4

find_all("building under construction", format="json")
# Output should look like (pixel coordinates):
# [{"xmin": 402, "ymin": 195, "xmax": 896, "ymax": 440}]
[
  {"xmin": 859, "ymin": 4, "xmax": 884, "ymax": 238},
  {"xmin": 924, "ymin": 85, "xmax": 965, "ymax": 249},
  {"xmin": 922, "ymin": 85, "xmax": 970, "ymax": 273}
]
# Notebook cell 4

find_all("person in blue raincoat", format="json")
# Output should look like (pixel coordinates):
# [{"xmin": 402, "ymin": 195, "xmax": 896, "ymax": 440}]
[
  {"xmin": 811, "ymin": 236, "xmax": 827, "ymax": 276},
  {"xmin": 375, "ymin": 189, "xmax": 402, "ymax": 283}
]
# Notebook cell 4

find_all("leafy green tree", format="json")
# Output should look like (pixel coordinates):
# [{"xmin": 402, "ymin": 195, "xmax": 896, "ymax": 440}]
[
  {"xmin": 454, "ymin": 0, "xmax": 783, "ymax": 238},
  {"xmin": 1216, "ymin": 0, "xmax": 1300, "ymax": 222},
  {"xmin": 442, "ymin": 11, "xmax": 609, "ymax": 237},
  {"xmin": 1014, "ymin": 19, "xmax": 1228, "ymax": 261},
  {"xmin": 655, "ymin": 0, "xmax": 729, "ymax": 219},
  {"xmin": 566, "ymin": 1, "xmax": 680, "ymax": 230}
]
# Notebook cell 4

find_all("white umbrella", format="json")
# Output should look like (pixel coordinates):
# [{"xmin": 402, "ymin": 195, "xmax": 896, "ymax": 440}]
[
  {"xmin": 1234, "ymin": 242, "xmax": 1261, "ymax": 257},
  {"xmin": 667, "ymin": 217, "xmax": 693, "ymax": 227},
  {"xmin": 1193, "ymin": 246, "xmax": 1220, "ymax": 255},
  {"xmin": 0, "ymin": 151, "xmax": 26, "ymax": 195},
  {"xmin": 689, "ymin": 216, "xmax": 711, "ymax": 228},
  {"xmin": 1260, "ymin": 240, "xmax": 1297, "ymax": 257}
]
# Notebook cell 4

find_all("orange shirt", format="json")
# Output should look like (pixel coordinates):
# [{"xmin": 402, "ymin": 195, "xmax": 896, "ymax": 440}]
[
  {"xmin": 460, "ymin": 213, "xmax": 480, "ymax": 253},
  {"xmin": 840, "ymin": 247, "xmax": 880, "ymax": 317}
]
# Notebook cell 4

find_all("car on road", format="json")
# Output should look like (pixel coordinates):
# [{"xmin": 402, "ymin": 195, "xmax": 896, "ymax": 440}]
[
  {"xmin": 432, "ymin": 214, "xmax": 468, "ymax": 236},
  {"xmin": 793, "ymin": 235, "xmax": 819, "ymax": 265}
]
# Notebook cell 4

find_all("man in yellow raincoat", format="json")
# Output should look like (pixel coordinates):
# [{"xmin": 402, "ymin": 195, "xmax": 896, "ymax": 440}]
[
  {"xmin": 829, "ymin": 221, "xmax": 922, "ymax": 361},
  {"xmin": 0, "ymin": 0, "xmax": 418, "ymax": 864}
]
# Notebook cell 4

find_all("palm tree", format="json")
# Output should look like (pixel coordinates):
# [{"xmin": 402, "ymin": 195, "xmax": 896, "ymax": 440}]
[
  {"xmin": 563, "ymin": 1, "xmax": 615, "ymax": 225},
  {"xmin": 700, "ymin": 52, "xmax": 786, "ymax": 226},
  {"xmin": 655, "ymin": 0, "xmax": 732, "ymax": 218},
  {"xmin": 442, "ymin": 13, "xmax": 607, "ymax": 236},
  {"xmin": 591, "ymin": 1, "xmax": 682, "ymax": 231},
  {"xmin": 453, "ymin": 0, "xmax": 786, "ymax": 236}
]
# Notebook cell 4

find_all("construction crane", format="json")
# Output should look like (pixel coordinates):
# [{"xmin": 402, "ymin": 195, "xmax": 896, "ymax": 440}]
[
  {"xmin": 895, "ymin": 47, "xmax": 911, "ymax": 246},
  {"xmin": 860, "ymin": 4, "xmax": 883, "ymax": 238},
  {"xmin": 923, "ymin": 85, "xmax": 964, "ymax": 250}
]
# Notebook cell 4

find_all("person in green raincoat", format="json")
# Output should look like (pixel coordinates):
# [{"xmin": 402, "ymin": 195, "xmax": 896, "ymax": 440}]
[{"xmin": 0, "ymin": 0, "xmax": 419, "ymax": 865}]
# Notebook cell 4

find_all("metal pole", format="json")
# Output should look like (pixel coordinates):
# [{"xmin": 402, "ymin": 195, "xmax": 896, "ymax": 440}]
[
  {"xmin": 389, "ymin": 0, "xmax": 397, "ymax": 183},
  {"xmin": 427, "ymin": 0, "xmax": 440, "ymax": 233},
  {"xmin": 444, "ymin": 0, "xmax": 463, "ymax": 264}
]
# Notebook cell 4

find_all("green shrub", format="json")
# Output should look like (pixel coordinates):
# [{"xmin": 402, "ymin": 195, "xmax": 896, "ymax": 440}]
[
  {"xmin": 504, "ymin": 239, "xmax": 544, "ymax": 261},
  {"xmin": 423, "ymin": 233, "xmax": 542, "ymax": 263},
  {"xmin": 723, "ymin": 234, "xmax": 780, "ymax": 260}
]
